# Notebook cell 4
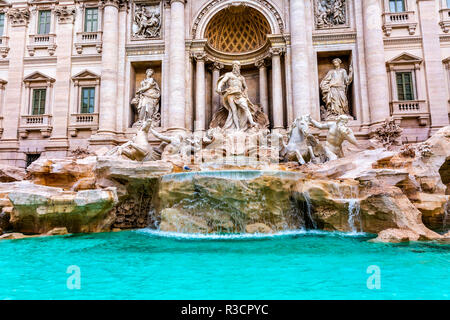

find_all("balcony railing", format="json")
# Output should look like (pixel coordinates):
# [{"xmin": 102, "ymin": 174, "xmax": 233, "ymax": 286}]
[
  {"xmin": 27, "ymin": 34, "xmax": 57, "ymax": 56},
  {"xmin": 19, "ymin": 114, "xmax": 52, "ymax": 138},
  {"xmin": 75, "ymin": 32, "xmax": 103, "ymax": 54},
  {"xmin": 69, "ymin": 113, "xmax": 99, "ymax": 137},
  {"xmin": 382, "ymin": 11, "xmax": 417, "ymax": 36},
  {"xmin": 440, "ymin": 9, "xmax": 450, "ymax": 33},
  {"xmin": 0, "ymin": 36, "xmax": 9, "ymax": 58},
  {"xmin": 21, "ymin": 114, "xmax": 52, "ymax": 126}
]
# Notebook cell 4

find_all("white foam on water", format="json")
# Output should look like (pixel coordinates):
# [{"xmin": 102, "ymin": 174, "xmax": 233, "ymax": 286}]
[{"xmin": 136, "ymin": 228, "xmax": 368, "ymax": 240}]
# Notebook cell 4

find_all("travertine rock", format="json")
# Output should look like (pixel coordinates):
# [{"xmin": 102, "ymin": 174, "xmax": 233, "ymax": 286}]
[
  {"xmin": 27, "ymin": 157, "xmax": 97, "ymax": 190},
  {"xmin": 245, "ymin": 223, "xmax": 273, "ymax": 234},
  {"xmin": 46, "ymin": 227, "xmax": 69, "ymax": 235},
  {"xmin": 7, "ymin": 182, "xmax": 117, "ymax": 234},
  {"xmin": 0, "ymin": 164, "xmax": 26, "ymax": 182},
  {"xmin": 371, "ymin": 228, "xmax": 421, "ymax": 243}
]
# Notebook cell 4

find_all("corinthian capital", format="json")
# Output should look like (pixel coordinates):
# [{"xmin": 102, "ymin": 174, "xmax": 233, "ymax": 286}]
[
  {"xmin": 168, "ymin": 0, "xmax": 186, "ymax": 6},
  {"xmin": 54, "ymin": 6, "xmax": 76, "ymax": 24},
  {"xmin": 191, "ymin": 51, "xmax": 207, "ymax": 62},
  {"xmin": 102, "ymin": 0, "xmax": 125, "ymax": 9},
  {"xmin": 7, "ymin": 8, "xmax": 30, "ymax": 27},
  {"xmin": 269, "ymin": 47, "xmax": 286, "ymax": 57}
]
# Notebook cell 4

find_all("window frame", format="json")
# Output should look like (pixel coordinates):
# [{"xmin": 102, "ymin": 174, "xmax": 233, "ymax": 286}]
[
  {"xmin": 84, "ymin": 7, "xmax": 99, "ymax": 33},
  {"xmin": 0, "ymin": 13, "xmax": 5, "ymax": 37},
  {"xmin": 37, "ymin": 10, "xmax": 51, "ymax": 35},
  {"xmin": 31, "ymin": 88, "xmax": 47, "ymax": 115},
  {"xmin": 80, "ymin": 87, "xmax": 96, "ymax": 114},
  {"xmin": 389, "ymin": 0, "xmax": 406, "ymax": 13},
  {"xmin": 395, "ymin": 71, "xmax": 415, "ymax": 101}
]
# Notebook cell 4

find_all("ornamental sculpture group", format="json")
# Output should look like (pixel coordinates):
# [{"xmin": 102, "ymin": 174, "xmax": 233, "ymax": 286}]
[{"xmin": 116, "ymin": 60, "xmax": 358, "ymax": 167}]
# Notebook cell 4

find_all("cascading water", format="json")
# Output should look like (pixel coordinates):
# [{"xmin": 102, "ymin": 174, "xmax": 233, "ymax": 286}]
[
  {"xmin": 302, "ymin": 191, "xmax": 317, "ymax": 230},
  {"xmin": 347, "ymin": 199, "xmax": 362, "ymax": 234},
  {"xmin": 444, "ymin": 201, "xmax": 449, "ymax": 229}
]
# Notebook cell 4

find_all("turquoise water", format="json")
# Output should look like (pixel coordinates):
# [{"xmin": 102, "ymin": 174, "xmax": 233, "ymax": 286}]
[{"xmin": 0, "ymin": 229, "xmax": 449, "ymax": 300}]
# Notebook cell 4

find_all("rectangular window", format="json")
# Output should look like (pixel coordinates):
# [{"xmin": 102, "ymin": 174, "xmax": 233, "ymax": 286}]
[
  {"xmin": 81, "ymin": 87, "xmax": 95, "ymax": 113},
  {"xmin": 84, "ymin": 8, "xmax": 98, "ymax": 32},
  {"xmin": 38, "ymin": 10, "xmax": 51, "ymax": 35},
  {"xmin": 447, "ymin": 0, "xmax": 450, "ymax": 9},
  {"xmin": 396, "ymin": 72, "xmax": 415, "ymax": 101},
  {"xmin": 389, "ymin": 0, "xmax": 405, "ymax": 12},
  {"xmin": 0, "ymin": 14, "xmax": 5, "ymax": 36},
  {"xmin": 32, "ymin": 89, "xmax": 46, "ymax": 115}
]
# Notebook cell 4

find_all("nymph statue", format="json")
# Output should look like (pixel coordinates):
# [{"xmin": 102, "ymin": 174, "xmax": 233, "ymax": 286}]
[
  {"xmin": 320, "ymin": 58, "xmax": 353, "ymax": 119},
  {"xmin": 210, "ymin": 61, "xmax": 268, "ymax": 132},
  {"xmin": 309, "ymin": 115, "xmax": 358, "ymax": 160},
  {"xmin": 132, "ymin": 68, "xmax": 161, "ymax": 127},
  {"xmin": 105, "ymin": 119, "xmax": 156, "ymax": 162}
]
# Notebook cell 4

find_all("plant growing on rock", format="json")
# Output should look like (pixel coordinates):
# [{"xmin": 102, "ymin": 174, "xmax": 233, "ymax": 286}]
[{"xmin": 373, "ymin": 118, "xmax": 403, "ymax": 150}]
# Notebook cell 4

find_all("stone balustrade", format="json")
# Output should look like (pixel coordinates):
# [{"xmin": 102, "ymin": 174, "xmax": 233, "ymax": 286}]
[
  {"xmin": 68, "ymin": 113, "xmax": 99, "ymax": 137},
  {"xmin": 382, "ymin": 11, "xmax": 417, "ymax": 36},
  {"xmin": 439, "ymin": 9, "xmax": 450, "ymax": 33},
  {"xmin": 391, "ymin": 100, "xmax": 428, "ymax": 126},
  {"xmin": 19, "ymin": 114, "xmax": 52, "ymax": 138},
  {"xmin": 74, "ymin": 31, "xmax": 103, "ymax": 54},
  {"xmin": 27, "ymin": 34, "xmax": 57, "ymax": 56}
]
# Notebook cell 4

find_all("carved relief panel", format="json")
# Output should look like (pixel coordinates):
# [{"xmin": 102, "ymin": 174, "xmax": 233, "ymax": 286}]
[
  {"xmin": 131, "ymin": 1, "xmax": 161, "ymax": 40},
  {"xmin": 314, "ymin": 0, "xmax": 348, "ymax": 29}
]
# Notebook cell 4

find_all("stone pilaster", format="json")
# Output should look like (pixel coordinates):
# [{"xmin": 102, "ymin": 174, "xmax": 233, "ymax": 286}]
[
  {"xmin": 210, "ymin": 61, "xmax": 224, "ymax": 117},
  {"xmin": 417, "ymin": 0, "xmax": 449, "ymax": 132},
  {"xmin": 1, "ymin": 9, "xmax": 29, "ymax": 146},
  {"xmin": 255, "ymin": 59, "xmax": 269, "ymax": 117},
  {"xmin": 270, "ymin": 47, "xmax": 285, "ymax": 130},
  {"xmin": 46, "ymin": 6, "xmax": 76, "ymax": 156},
  {"xmin": 362, "ymin": 0, "xmax": 390, "ymax": 125},
  {"xmin": 289, "ymin": 0, "xmax": 311, "ymax": 118},
  {"xmin": 193, "ymin": 52, "xmax": 207, "ymax": 132},
  {"xmin": 167, "ymin": 0, "xmax": 186, "ymax": 131},
  {"xmin": 97, "ymin": 0, "xmax": 120, "ymax": 138}
]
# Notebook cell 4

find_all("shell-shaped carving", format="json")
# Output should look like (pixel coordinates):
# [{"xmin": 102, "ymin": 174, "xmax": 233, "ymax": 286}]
[{"xmin": 204, "ymin": 6, "xmax": 271, "ymax": 54}]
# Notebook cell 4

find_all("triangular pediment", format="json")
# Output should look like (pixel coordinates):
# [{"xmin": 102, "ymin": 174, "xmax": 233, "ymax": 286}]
[
  {"xmin": 23, "ymin": 71, "xmax": 55, "ymax": 83},
  {"xmin": 387, "ymin": 52, "xmax": 423, "ymax": 65},
  {"xmin": 72, "ymin": 70, "xmax": 100, "ymax": 81}
]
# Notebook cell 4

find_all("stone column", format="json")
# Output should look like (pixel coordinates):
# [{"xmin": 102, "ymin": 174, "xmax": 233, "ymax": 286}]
[
  {"xmin": 193, "ymin": 52, "xmax": 206, "ymax": 132},
  {"xmin": 210, "ymin": 61, "xmax": 223, "ymax": 116},
  {"xmin": 417, "ymin": 0, "xmax": 449, "ymax": 131},
  {"xmin": 255, "ymin": 59, "xmax": 269, "ymax": 116},
  {"xmin": 289, "ymin": 0, "xmax": 311, "ymax": 117},
  {"xmin": 1, "ymin": 8, "xmax": 29, "ymax": 165},
  {"xmin": 47, "ymin": 6, "xmax": 76, "ymax": 155},
  {"xmin": 270, "ymin": 47, "xmax": 285, "ymax": 130},
  {"xmin": 167, "ymin": 0, "xmax": 186, "ymax": 131},
  {"xmin": 98, "ymin": 0, "xmax": 120, "ymax": 136},
  {"xmin": 362, "ymin": 0, "xmax": 390, "ymax": 125}
]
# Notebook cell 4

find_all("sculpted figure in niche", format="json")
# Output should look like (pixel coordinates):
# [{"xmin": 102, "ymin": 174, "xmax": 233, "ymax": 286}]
[
  {"xmin": 210, "ymin": 61, "xmax": 268, "ymax": 132},
  {"xmin": 320, "ymin": 58, "xmax": 353, "ymax": 119},
  {"xmin": 309, "ymin": 115, "xmax": 358, "ymax": 160},
  {"xmin": 132, "ymin": 68, "xmax": 161, "ymax": 127},
  {"xmin": 105, "ymin": 119, "xmax": 156, "ymax": 161}
]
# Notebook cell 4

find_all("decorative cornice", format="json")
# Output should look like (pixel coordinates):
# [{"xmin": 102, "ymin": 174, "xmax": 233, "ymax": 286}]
[
  {"xmin": 54, "ymin": 6, "xmax": 76, "ymax": 24},
  {"xmin": 7, "ymin": 8, "xmax": 30, "ymax": 27},
  {"xmin": 383, "ymin": 36, "xmax": 422, "ymax": 47},
  {"xmin": 312, "ymin": 32, "xmax": 356, "ymax": 44}
]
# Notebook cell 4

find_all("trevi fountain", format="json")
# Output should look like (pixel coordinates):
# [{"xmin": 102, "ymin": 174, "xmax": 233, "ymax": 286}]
[{"xmin": 0, "ymin": 24, "xmax": 449, "ymax": 300}]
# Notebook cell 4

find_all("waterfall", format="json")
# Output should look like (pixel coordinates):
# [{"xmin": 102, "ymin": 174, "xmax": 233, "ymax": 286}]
[
  {"xmin": 444, "ymin": 201, "xmax": 449, "ymax": 229},
  {"xmin": 303, "ymin": 192, "xmax": 317, "ymax": 230},
  {"xmin": 347, "ymin": 199, "xmax": 362, "ymax": 234}
]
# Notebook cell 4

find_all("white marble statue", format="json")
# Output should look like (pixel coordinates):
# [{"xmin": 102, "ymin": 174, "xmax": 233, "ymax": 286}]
[
  {"xmin": 281, "ymin": 115, "xmax": 320, "ymax": 165},
  {"xmin": 105, "ymin": 119, "xmax": 156, "ymax": 162},
  {"xmin": 320, "ymin": 58, "xmax": 353, "ymax": 119},
  {"xmin": 309, "ymin": 114, "xmax": 358, "ymax": 160},
  {"xmin": 211, "ymin": 61, "xmax": 268, "ymax": 132},
  {"xmin": 132, "ymin": 68, "xmax": 161, "ymax": 127}
]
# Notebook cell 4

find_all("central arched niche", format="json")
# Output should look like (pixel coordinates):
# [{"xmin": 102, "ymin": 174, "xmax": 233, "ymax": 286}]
[{"xmin": 204, "ymin": 5, "xmax": 271, "ymax": 54}]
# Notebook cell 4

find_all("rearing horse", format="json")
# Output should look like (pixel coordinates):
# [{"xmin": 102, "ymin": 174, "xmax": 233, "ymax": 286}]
[{"xmin": 281, "ymin": 115, "xmax": 318, "ymax": 165}]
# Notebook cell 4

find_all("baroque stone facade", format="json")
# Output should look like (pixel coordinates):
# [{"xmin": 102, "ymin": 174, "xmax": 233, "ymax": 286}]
[{"xmin": 0, "ymin": 0, "xmax": 449, "ymax": 167}]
